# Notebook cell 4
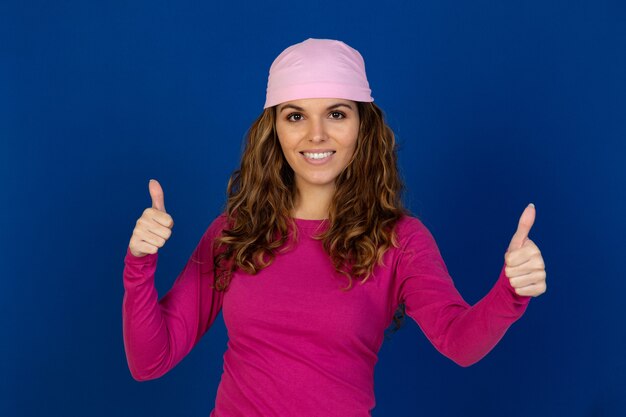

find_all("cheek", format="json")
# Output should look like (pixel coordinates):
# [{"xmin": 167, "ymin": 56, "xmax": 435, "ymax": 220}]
[
  {"xmin": 275, "ymin": 132, "xmax": 291, "ymax": 159},
  {"xmin": 275, "ymin": 135, "xmax": 298, "ymax": 169},
  {"xmin": 346, "ymin": 129, "xmax": 359, "ymax": 155},
  {"xmin": 345, "ymin": 120, "xmax": 360, "ymax": 149},
  {"xmin": 276, "ymin": 125, "xmax": 300, "ymax": 151}
]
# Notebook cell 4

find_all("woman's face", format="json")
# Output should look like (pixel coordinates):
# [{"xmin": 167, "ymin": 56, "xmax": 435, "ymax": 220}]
[{"xmin": 275, "ymin": 98, "xmax": 360, "ymax": 195}]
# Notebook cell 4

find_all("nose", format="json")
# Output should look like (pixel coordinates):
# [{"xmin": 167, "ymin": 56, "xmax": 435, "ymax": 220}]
[{"xmin": 308, "ymin": 117, "xmax": 328, "ymax": 143}]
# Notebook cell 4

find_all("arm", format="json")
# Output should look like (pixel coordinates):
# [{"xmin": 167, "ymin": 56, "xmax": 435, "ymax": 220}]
[
  {"xmin": 122, "ymin": 216, "xmax": 226, "ymax": 381},
  {"xmin": 395, "ymin": 218, "xmax": 531, "ymax": 367}
]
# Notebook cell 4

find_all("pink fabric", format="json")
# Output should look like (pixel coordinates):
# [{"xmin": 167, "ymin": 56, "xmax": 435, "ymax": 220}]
[
  {"xmin": 122, "ymin": 215, "xmax": 530, "ymax": 416},
  {"xmin": 264, "ymin": 38, "xmax": 374, "ymax": 108}
]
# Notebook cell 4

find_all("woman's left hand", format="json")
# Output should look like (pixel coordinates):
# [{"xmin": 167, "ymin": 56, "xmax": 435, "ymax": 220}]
[{"xmin": 504, "ymin": 204, "xmax": 547, "ymax": 297}]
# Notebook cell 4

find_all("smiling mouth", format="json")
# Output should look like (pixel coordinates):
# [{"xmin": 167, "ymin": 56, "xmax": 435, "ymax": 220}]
[{"xmin": 300, "ymin": 151, "xmax": 336, "ymax": 160}]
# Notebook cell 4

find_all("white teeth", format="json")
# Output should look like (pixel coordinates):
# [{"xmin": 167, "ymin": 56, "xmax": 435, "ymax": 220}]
[{"xmin": 303, "ymin": 151, "xmax": 333, "ymax": 160}]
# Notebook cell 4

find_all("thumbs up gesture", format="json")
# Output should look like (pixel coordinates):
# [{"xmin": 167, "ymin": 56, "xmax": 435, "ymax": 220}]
[
  {"xmin": 128, "ymin": 179, "xmax": 175, "ymax": 257},
  {"xmin": 504, "ymin": 204, "xmax": 547, "ymax": 297}
]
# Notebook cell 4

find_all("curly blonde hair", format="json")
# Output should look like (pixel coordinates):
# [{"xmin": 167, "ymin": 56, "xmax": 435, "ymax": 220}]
[{"xmin": 212, "ymin": 101, "xmax": 407, "ymax": 295}]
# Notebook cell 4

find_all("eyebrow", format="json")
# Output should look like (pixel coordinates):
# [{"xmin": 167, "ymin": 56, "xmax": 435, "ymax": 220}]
[{"xmin": 278, "ymin": 102, "xmax": 355, "ymax": 113}]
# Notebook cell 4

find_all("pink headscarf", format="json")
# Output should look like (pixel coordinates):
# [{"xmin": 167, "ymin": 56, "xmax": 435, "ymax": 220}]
[{"xmin": 264, "ymin": 38, "xmax": 374, "ymax": 109}]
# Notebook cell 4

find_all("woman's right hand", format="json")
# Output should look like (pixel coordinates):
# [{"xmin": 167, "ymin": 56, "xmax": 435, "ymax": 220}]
[{"xmin": 128, "ymin": 179, "xmax": 175, "ymax": 257}]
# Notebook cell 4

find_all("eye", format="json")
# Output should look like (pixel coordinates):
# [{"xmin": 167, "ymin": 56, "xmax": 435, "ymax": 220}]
[
  {"xmin": 329, "ymin": 111, "xmax": 345, "ymax": 119},
  {"xmin": 286, "ymin": 113, "xmax": 303, "ymax": 122}
]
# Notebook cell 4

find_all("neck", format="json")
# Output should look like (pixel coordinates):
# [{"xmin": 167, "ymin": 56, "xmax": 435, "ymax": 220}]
[{"xmin": 292, "ymin": 182, "xmax": 334, "ymax": 220}]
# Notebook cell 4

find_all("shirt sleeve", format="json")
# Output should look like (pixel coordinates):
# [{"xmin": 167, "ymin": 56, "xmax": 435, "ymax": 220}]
[
  {"xmin": 394, "ymin": 217, "xmax": 531, "ymax": 367},
  {"xmin": 122, "ymin": 215, "xmax": 227, "ymax": 381}
]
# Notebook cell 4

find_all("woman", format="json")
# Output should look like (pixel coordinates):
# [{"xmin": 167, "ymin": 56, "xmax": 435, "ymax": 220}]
[{"xmin": 123, "ymin": 38, "xmax": 547, "ymax": 416}]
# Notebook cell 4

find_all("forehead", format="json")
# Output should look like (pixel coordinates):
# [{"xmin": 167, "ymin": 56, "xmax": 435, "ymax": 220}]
[{"xmin": 277, "ymin": 98, "xmax": 356, "ymax": 112}]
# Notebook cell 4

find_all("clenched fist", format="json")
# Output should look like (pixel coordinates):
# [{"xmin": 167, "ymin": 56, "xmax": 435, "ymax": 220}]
[
  {"xmin": 128, "ymin": 179, "xmax": 175, "ymax": 257},
  {"xmin": 504, "ymin": 203, "xmax": 547, "ymax": 297}
]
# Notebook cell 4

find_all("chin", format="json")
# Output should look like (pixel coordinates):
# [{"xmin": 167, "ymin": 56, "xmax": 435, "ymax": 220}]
[{"xmin": 298, "ymin": 176, "xmax": 338, "ymax": 188}]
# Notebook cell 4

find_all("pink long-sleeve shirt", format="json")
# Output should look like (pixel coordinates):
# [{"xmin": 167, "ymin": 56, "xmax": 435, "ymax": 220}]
[{"xmin": 122, "ymin": 214, "xmax": 530, "ymax": 416}]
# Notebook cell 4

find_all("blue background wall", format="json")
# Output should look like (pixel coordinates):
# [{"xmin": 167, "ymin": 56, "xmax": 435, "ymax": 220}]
[{"xmin": 2, "ymin": 1, "xmax": 625, "ymax": 416}]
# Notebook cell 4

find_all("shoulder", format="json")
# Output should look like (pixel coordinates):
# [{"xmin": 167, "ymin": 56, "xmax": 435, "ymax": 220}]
[
  {"xmin": 390, "ymin": 215, "xmax": 449, "ymax": 287},
  {"xmin": 191, "ymin": 213, "xmax": 229, "ymax": 263},
  {"xmin": 394, "ymin": 214, "xmax": 434, "ymax": 241},
  {"xmin": 393, "ymin": 214, "xmax": 441, "ymax": 255}
]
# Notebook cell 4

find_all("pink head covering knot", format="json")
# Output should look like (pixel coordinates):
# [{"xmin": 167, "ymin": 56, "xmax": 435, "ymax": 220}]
[{"xmin": 264, "ymin": 38, "xmax": 374, "ymax": 109}]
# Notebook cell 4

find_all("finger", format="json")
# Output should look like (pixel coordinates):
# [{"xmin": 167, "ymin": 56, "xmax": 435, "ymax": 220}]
[
  {"xmin": 149, "ymin": 179, "xmax": 166, "ymax": 212},
  {"xmin": 142, "ymin": 208, "xmax": 174, "ymax": 229},
  {"xmin": 507, "ymin": 203, "xmax": 536, "ymax": 252},
  {"xmin": 152, "ymin": 212, "xmax": 174, "ymax": 229},
  {"xmin": 514, "ymin": 281, "xmax": 547, "ymax": 297},
  {"xmin": 505, "ymin": 259, "xmax": 544, "ymax": 279},
  {"xmin": 141, "ymin": 229, "xmax": 167, "ymax": 248},
  {"xmin": 509, "ymin": 270, "xmax": 546, "ymax": 288},
  {"xmin": 504, "ymin": 239, "xmax": 541, "ymax": 267},
  {"xmin": 505, "ymin": 255, "xmax": 545, "ymax": 279},
  {"xmin": 129, "ymin": 236, "xmax": 158, "ymax": 256},
  {"xmin": 146, "ymin": 224, "xmax": 172, "ymax": 241},
  {"xmin": 135, "ymin": 240, "xmax": 159, "ymax": 255},
  {"xmin": 505, "ymin": 264, "xmax": 532, "ymax": 280}
]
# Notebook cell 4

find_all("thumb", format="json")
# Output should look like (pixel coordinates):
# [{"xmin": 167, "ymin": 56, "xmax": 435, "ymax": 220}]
[
  {"xmin": 507, "ymin": 203, "xmax": 535, "ymax": 252},
  {"xmin": 149, "ymin": 179, "xmax": 166, "ymax": 212}
]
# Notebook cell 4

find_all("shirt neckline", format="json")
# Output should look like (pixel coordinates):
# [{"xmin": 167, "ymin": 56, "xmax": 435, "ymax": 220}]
[{"xmin": 293, "ymin": 217, "xmax": 330, "ymax": 230}]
